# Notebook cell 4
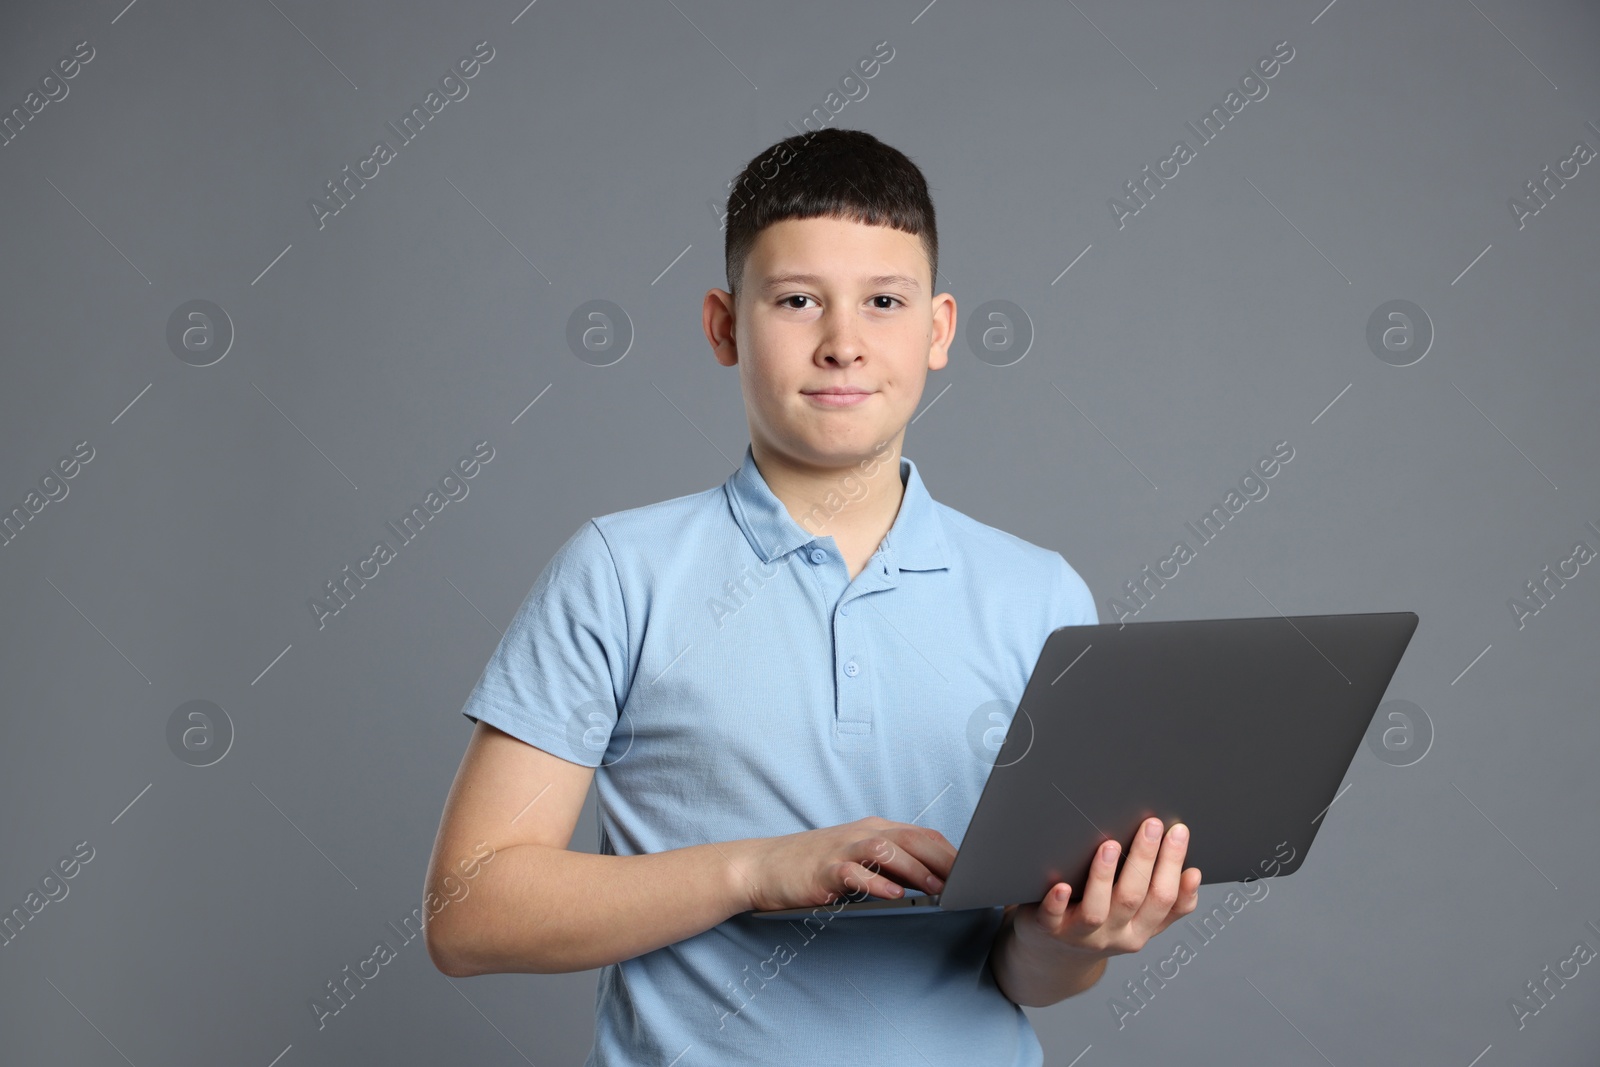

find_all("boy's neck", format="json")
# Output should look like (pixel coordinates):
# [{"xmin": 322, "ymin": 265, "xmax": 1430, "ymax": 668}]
[{"xmin": 749, "ymin": 438, "xmax": 907, "ymax": 577}]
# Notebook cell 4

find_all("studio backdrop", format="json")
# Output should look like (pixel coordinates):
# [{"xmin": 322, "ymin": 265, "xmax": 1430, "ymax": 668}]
[{"xmin": 2, "ymin": 0, "xmax": 1597, "ymax": 1064}]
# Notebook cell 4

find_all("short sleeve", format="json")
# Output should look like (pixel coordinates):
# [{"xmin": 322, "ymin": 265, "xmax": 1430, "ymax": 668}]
[
  {"xmin": 1053, "ymin": 551, "xmax": 1098, "ymax": 626},
  {"xmin": 458, "ymin": 519, "xmax": 633, "ymax": 768}
]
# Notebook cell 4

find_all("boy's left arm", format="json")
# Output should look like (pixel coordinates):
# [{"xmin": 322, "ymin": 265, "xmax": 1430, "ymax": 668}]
[{"xmin": 988, "ymin": 818, "xmax": 1202, "ymax": 1008}]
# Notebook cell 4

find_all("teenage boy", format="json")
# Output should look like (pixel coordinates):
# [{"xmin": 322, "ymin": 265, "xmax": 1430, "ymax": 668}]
[{"xmin": 426, "ymin": 128, "xmax": 1200, "ymax": 1066}]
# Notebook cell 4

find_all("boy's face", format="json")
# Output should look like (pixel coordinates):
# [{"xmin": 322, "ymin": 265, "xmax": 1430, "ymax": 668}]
[{"xmin": 705, "ymin": 215, "xmax": 954, "ymax": 471}]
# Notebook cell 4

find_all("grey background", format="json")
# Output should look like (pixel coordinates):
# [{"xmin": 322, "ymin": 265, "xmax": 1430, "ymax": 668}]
[{"xmin": 2, "ymin": 0, "xmax": 1597, "ymax": 1064}]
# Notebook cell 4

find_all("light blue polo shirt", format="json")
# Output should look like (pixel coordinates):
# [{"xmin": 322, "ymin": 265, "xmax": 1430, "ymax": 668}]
[{"xmin": 458, "ymin": 442, "xmax": 1097, "ymax": 1066}]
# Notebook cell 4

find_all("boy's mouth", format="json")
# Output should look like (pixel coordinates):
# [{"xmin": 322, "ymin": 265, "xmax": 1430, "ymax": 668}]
[{"xmin": 802, "ymin": 388, "xmax": 874, "ymax": 408}]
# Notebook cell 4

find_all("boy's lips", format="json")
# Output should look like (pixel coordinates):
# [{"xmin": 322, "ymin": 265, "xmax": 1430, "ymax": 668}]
[{"xmin": 803, "ymin": 389, "xmax": 874, "ymax": 407}]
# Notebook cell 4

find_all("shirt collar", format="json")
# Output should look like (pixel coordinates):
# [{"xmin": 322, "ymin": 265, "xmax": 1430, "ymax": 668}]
[{"xmin": 723, "ymin": 442, "xmax": 949, "ymax": 572}]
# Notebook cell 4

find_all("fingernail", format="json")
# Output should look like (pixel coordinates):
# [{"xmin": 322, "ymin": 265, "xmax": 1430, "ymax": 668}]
[
  {"xmin": 1171, "ymin": 824, "xmax": 1188, "ymax": 843},
  {"xmin": 1101, "ymin": 841, "xmax": 1117, "ymax": 861},
  {"xmin": 926, "ymin": 875, "xmax": 943, "ymax": 891},
  {"xmin": 1144, "ymin": 818, "xmax": 1162, "ymax": 841}
]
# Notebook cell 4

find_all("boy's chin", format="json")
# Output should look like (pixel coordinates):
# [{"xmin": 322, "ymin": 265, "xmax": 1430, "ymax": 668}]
[{"xmin": 787, "ymin": 436, "xmax": 895, "ymax": 468}]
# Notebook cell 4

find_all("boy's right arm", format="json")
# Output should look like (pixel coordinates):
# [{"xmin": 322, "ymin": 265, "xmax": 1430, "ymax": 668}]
[{"xmin": 423, "ymin": 721, "xmax": 956, "ymax": 977}]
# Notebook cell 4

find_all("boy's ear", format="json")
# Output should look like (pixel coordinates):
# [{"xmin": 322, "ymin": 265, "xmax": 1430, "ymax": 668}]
[
  {"xmin": 927, "ymin": 292, "xmax": 955, "ymax": 371},
  {"xmin": 704, "ymin": 288, "xmax": 739, "ymax": 367}
]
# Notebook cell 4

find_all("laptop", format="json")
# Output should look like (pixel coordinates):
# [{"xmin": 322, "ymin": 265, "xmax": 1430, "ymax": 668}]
[{"xmin": 750, "ymin": 610, "xmax": 1419, "ymax": 918}]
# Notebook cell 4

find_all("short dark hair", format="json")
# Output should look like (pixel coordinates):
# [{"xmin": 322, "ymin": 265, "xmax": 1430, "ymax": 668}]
[{"xmin": 721, "ymin": 128, "xmax": 938, "ymax": 304}]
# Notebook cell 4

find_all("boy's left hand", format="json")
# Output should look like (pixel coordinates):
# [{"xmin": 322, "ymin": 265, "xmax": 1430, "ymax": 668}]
[{"xmin": 1012, "ymin": 818, "xmax": 1201, "ymax": 960}]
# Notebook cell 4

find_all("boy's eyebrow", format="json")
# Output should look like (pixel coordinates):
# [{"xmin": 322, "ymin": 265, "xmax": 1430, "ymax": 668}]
[{"xmin": 757, "ymin": 272, "xmax": 922, "ymax": 294}]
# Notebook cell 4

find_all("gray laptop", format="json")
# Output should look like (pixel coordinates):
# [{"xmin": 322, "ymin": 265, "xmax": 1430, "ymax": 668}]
[{"xmin": 751, "ymin": 610, "xmax": 1419, "ymax": 918}]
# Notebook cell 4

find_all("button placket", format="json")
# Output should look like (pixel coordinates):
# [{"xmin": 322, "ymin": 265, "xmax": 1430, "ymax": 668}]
[{"xmin": 833, "ymin": 557, "xmax": 897, "ymax": 738}]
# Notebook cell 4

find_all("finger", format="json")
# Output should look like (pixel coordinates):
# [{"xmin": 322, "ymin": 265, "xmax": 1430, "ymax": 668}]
[
  {"xmin": 1111, "ymin": 817, "xmax": 1165, "ymax": 922},
  {"xmin": 863, "ymin": 833, "xmax": 947, "ymax": 894},
  {"xmin": 884, "ymin": 825, "xmax": 958, "ymax": 881},
  {"xmin": 1076, "ymin": 838, "xmax": 1120, "ymax": 927},
  {"xmin": 1032, "ymin": 882, "xmax": 1073, "ymax": 936},
  {"xmin": 863, "ymin": 833, "xmax": 950, "ymax": 893},
  {"xmin": 862, "ymin": 841, "xmax": 943, "ymax": 894},
  {"xmin": 1150, "ymin": 866, "xmax": 1204, "ymax": 935},
  {"xmin": 1130, "ymin": 823, "xmax": 1190, "ymax": 933},
  {"xmin": 837, "ymin": 860, "xmax": 906, "ymax": 901}
]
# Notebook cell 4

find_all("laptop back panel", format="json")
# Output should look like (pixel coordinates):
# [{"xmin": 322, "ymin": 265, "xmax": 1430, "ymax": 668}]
[{"xmin": 936, "ymin": 611, "xmax": 1418, "ymax": 911}]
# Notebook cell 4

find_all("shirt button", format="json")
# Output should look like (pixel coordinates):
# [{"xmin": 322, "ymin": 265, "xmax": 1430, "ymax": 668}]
[
  {"xmin": 844, "ymin": 660, "xmax": 859, "ymax": 677},
  {"xmin": 809, "ymin": 548, "xmax": 827, "ymax": 564},
  {"xmin": 840, "ymin": 604, "xmax": 850, "ymax": 616}
]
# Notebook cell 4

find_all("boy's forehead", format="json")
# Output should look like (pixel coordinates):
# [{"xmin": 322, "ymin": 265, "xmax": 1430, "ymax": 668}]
[{"xmin": 749, "ymin": 216, "xmax": 929, "ymax": 290}]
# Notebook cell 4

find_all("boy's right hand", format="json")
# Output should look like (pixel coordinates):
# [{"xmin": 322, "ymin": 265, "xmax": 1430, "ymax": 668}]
[{"xmin": 731, "ymin": 816, "xmax": 957, "ymax": 914}]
